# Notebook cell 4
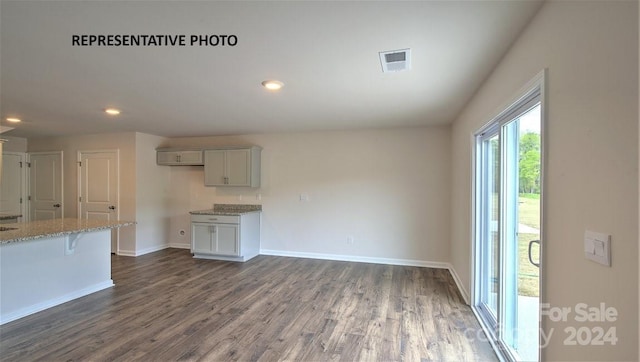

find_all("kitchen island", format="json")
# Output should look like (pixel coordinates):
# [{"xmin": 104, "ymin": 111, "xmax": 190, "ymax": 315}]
[{"xmin": 0, "ymin": 218, "xmax": 134, "ymax": 325}]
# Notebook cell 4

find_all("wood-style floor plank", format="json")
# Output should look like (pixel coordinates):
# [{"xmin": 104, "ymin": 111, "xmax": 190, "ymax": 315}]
[{"xmin": 0, "ymin": 249, "xmax": 497, "ymax": 361}]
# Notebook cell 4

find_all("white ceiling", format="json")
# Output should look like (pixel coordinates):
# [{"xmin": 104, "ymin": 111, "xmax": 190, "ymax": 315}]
[{"xmin": 0, "ymin": 0, "xmax": 543, "ymax": 139}]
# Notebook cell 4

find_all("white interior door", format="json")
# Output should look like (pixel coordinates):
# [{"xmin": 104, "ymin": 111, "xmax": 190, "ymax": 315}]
[
  {"xmin": 78, "ymin": 150, "xmax": 119, "ymax": 252},
  {"xmin": 29, "ymin": 151, "xmax": 63, "ymax": 220},
  {"xmin": 0, "ymin": 152, "xmax": 27, "ymax": 220}
]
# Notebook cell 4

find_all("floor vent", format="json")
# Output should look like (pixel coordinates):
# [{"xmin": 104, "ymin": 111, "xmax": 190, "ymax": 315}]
[{"xmin": 379, "ymin": 48, "xmax": 411, "ymax": 73}]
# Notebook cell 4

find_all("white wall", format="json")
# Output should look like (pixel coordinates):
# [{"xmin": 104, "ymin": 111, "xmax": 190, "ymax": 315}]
[
  {"xmin": 134, "ymin": 132, "xmax": 171, "ymax": 255},
  {"xmin": 450, "ymin": 1, "xmax": 638, "ymax": 360},
  {"xmin": 28, "ymin": 132, "xmax": 138, "ymax": 254},
  {"xmin": 1, "ymin": 136, "xmax": 27, "ymax": 153},
  {"xmin": 163, "ymin": 127, "xmax": 452, "ymax": 265}
]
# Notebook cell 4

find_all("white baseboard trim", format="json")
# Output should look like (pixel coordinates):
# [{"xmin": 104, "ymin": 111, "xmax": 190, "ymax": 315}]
[
  {"xmin": 447, "ymin": 266, "xmax": 470, "ymax": 305},
  {"xmin": 0, "ymin": 280, "xmax": 114, "ymax": 325},
  {"xmin": 117, "ymin": 244, "xmax": 170, "ymax": 257},
  {"xmin": 134, "ymin": 244, "xmax": 170, "ymax": 256},
  {"xmin": 169, "ymin": 242, "xmax": 190, "ymax": 250},
  {"xmin": 259, "ymin": 249, "xmax": 451, "ymax": 269}
]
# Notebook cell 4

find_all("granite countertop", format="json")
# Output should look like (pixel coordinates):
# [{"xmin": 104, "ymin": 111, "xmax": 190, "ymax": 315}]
[
  {"xmin": 190, "ymin": 204, "xmax": 262, "ymax": 216},
  {"xmin": 0, "ymin": 213, "xmax": 22, "ymax": 220},
  {"xmin": 0, "ymin": 218, "xmax": 136, "ymax": 245}
]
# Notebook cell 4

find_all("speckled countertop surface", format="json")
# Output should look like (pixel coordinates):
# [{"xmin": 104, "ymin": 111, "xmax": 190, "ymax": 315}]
[
  {"xmin": 190, "ymin": 204, "xmax": 262, "ymax": 216},
  {"xmin": 0, "ymin": 213, "xmax": 22, "ymax": 220},
  {"xmin": 0, "ymin": 218, "xmax": 136, "ymax": 245}
]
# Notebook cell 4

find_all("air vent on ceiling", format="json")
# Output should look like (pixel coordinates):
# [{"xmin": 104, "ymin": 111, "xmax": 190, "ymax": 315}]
[{"xmin": 379, "ymin": 48, "xmax": 411, "ymax": 73}]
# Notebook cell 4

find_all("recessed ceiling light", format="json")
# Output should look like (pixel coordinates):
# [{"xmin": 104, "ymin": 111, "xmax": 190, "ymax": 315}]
[
  {"xmin": 261, "ymin": 80, "xmax": 284, "ymax": 91},
  {"xmin": 105, "ymin": 108, "xmax": 121, "ymax": 115},
  {"xmin": 6, "ymin": 117, "xmax": 21, "ymax": 123}
]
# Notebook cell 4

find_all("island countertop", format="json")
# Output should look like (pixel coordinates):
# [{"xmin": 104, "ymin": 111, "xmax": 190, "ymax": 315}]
[{"xmin": 0, "ymin": 218, "xmax": 135, "ymax": 245}]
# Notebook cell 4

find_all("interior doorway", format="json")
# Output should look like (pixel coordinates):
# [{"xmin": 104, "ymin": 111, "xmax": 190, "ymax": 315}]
[
  {"xmin": 77, "ymin": 150, "xmax": 119, "ymax": 253},
  {"xmin": 29, "ymin": 151, "xmax": 64, "ymax": 220},
  {"xmin": 0, "ymin": 152, "xmax": 28, "ymax": 221}
]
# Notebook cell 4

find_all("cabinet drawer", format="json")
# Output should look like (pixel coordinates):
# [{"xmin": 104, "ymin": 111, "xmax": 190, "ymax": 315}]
[{"xmin": 191, "ymin": 214, "xmax": 239, "ymax": 224}]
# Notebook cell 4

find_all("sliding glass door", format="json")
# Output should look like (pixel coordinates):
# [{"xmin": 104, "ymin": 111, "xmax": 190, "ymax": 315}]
[{"xmin": 474, "ymin": 86, "xmax": 542, "ymax": 362}]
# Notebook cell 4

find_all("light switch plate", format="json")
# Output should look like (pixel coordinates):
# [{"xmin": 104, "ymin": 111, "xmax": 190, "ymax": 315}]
[{"xmin": 584, "ymin": 230, "xmax": 611, "ymax": 266}]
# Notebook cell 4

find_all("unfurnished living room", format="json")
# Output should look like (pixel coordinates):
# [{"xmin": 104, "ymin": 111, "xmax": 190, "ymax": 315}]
[{"xmin": 0, "ymin": 1, "xmax": 638, "ymax": 361}]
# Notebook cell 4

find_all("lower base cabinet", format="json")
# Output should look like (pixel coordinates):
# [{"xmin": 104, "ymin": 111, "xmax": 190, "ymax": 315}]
[{"xmin": 190, "ymin": 213, "xmax": 260, "ymax": 262}]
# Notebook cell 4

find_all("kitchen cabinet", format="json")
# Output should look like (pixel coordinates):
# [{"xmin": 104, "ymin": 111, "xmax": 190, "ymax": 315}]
[
  {"xmin": 204, "ymin": 147, "xmax": 261, "ymax": 187},
  {"xmin": 156, "ymin": 149, "xmax": 203, "ymax": 165},
  {"xmin": 190, "ymin": 213, "xmax": 260, "ymax": 262}
]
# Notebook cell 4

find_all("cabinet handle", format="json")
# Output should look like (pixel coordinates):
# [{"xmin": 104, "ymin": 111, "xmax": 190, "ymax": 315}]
[
  {"xmin": 208, "ymin": 218, "xmax": 218, "ymax": 221},
  {"xmin": 177, "ymin": 154, "xmax": 181, "ymax": 163},
  {"xmin": 224, "ymin": 176, "xmax": 229, "ymax": 184}
]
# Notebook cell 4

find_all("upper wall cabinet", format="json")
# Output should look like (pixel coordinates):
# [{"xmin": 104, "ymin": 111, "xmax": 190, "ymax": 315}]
[
  {"xmin": 204, "ymin": 147, "xmax": 261, "ymax": 187},
  {"xmin": 157, "ymin": 149, "xmax": 204, "ymax": 166}
]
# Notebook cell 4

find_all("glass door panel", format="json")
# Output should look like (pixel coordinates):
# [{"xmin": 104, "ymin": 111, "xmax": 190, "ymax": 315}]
[
  {"xmin": 509, "ymin": 104, "xmax": 541, "ymax": 361},
  {"xmin": 502, "ymin": 118, "xmax": 519, "ymax": 352},
  {"xmin": 474, "ymin": 95, "xmax": 541, "ymax": 362},
  {"xmin": 477, "ymin": 130, "xmax": 500, "ymax": 327}
]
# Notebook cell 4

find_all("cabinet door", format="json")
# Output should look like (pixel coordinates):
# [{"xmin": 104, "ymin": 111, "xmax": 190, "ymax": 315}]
[
  {"xmin": 178, "ymin": 151, "xmax": 203, "ymax": 165},
  {"xmin": 226, "ymin": 149, "xmax": 251, "ymax": 186},
  {"xmin": 204, "ymin": 150, "xmax": 226, "ymax": 186},
  {"xmin": 214, "ymin": 224, "xmax": 239, "ymax": 256},
  {"xmin": 157, "ymin": 151, "xmax": 179, "ymax": 164},
  {"xmin": 192, "ymin": 223, "xmax": 213, "ymax": 254}
]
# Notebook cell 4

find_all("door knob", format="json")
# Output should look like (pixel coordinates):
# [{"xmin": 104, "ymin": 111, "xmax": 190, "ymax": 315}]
[
  {"xmin": 53, "ymin": 203, "xmax": 61, "ymax": 208},
  {"xmin": 108, "ymin": 205, "xmax": 116, "ymax": 210}
]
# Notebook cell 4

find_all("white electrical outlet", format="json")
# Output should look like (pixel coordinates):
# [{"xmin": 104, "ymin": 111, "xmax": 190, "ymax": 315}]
[
  {"xmin": 299, "ymin": 194, "xmax": 309, "ymax": 202},
  {"xmin": 347, "ymin": 236, "xmax": 354, "ymax": 245}
]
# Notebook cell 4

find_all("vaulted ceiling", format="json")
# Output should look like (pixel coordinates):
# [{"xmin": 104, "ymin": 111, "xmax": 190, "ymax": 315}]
[{"xmin": 0, "ymin": 0, "xmax": 543, "ymax": 139}]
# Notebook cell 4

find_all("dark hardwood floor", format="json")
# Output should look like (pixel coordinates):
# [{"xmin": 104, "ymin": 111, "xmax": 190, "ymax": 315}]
[{"xmin": 0, "ymin": 249, "xmax": 497, "ymax": 361}]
